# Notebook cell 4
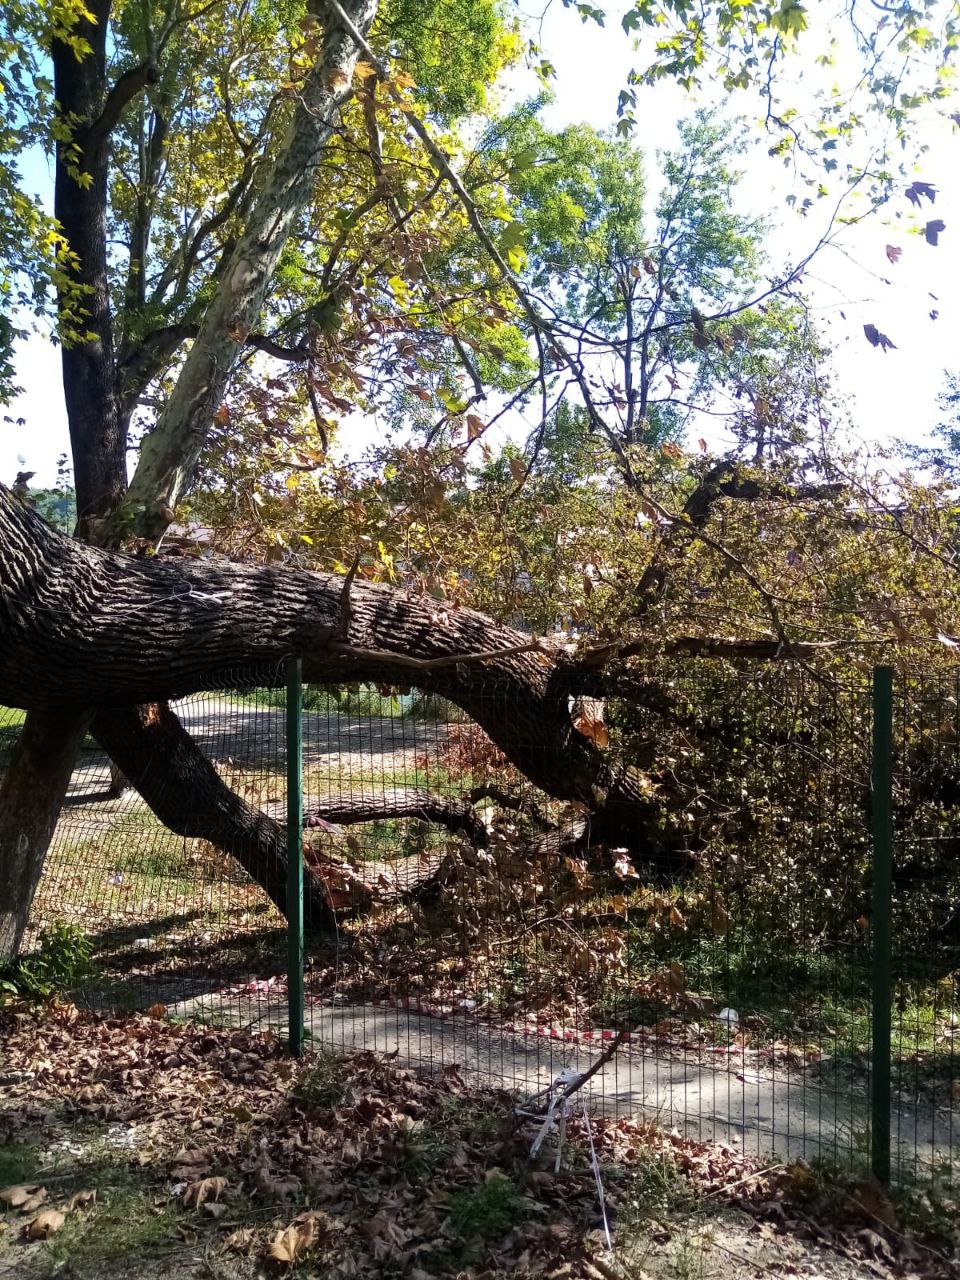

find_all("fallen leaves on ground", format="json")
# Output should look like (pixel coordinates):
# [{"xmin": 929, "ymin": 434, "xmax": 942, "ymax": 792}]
[
  {"xmin": 265, "ymin": 1210, "xmax": 330, "ymax": 1267},
  {"xmin": 182, "ymin": 1175, "xmax": 228, "ymax": 1208},
  {"xmin": 0, "ymin": 1003, "xmax": 957, "ymax": 1278},
  {"xmin": 22, "ymin": 1209, "xmax": 64, "ymax": 1239}
]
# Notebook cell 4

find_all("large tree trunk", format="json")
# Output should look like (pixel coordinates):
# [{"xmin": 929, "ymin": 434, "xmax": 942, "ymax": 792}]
[
  {"xmin": 0, "ymin": 0, "xmax": 384, "ymax": 957},
  {"xmin": 0, "ymin": 709, "xmax": 90, "ymax": 957},
  {"xmin": 52, "ymin": 0, "xmax": 127, "ymax": 535},
  {"xmin": 0, "ymin": 484, "xmax": 657, "ymax": 847},
  {"xmin": 0, "ymin": 1, "xmax": 129, "ymax": 963}
]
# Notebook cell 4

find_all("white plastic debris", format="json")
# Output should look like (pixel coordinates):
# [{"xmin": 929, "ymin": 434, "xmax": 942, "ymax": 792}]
[
  {"xmin": 717, "ymin": 1007, "xmax": 739, "ymax": 1026},
  {"xmin": 133, "ymin": 937, "xmax": 152, "ymax": 950},
  {"xmin": 555, "ymin": 1066, "xmax": 582, "ymax": 1088}
]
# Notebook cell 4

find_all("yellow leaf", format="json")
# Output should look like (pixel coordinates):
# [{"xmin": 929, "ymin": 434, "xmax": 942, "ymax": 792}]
[
  {"xmin": 266, "ymin": 1212, "xmax": 326, "ymax": 1266},
  {"xmin": 572, "ymin": 704, "xmax": 608, "ymax": 748},
  {"xmin": 387, "ymin": 274, "xmax": 409, "ymax": 305}
]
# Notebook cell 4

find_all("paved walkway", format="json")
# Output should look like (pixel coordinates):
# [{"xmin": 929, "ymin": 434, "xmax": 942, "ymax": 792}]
[{"xmin": 166, "ymin": 988, "xmax": 956, "ymax": 1176}]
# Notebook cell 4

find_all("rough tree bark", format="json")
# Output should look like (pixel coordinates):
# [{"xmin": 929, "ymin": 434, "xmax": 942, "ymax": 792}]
[
  {"xmin": 0, "ymin": 0, "xmax": 131, "ymax": 957},
  {"xmin": 0, "ymin": 711, "xmax": 91, "ymax": 957},
  {"xmin": 0, "ymin": 483, "xmax": 658, "ymax": 849}
]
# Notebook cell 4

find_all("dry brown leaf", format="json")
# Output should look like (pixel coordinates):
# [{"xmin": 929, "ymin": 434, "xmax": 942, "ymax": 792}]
[
  {"xmin": 172, "ymin": 1146, "xmax": 209, "ymax": 1168},
  {"xmin": 0, "ymin": 1184, "xmax": 41, "ymax": 1208},
  {"xmin": 202, "ymin": 1201, "xmax": 229, "ymax": 1219},
  {"xmin": 17, "ymin": 1190, "xmax": 49, "ymax": 1214},
  {"xmin": 849, "ymin": 1180, "xmax": 898, "ymax": 1229},
  {"xmin": 183, "ymin": 1175, "xmax": 228, "ymax": 1208},
  {"xmin": 23, "ymin": 1209, "xmax": 65, "ymax": 1239},
  {"xmin": 223, "ymin": 1226, "xmax": 257, "ymax": 1254},
  {"xmin": 266, "ymin": 1212, "xmax": 322, "ymax": 1267},
  {"xmin": 255, "ymin": 1165, "xmax": 301, "ymax": 1201},
  {"xmin": 64, "ymin": 1189, "xmax": 97, "ymax": 1212}
]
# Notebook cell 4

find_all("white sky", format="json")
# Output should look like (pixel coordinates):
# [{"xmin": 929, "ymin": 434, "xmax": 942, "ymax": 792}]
[{"xmin": 2, "ymin": 1, "xmax": 957, "ymax": 487}]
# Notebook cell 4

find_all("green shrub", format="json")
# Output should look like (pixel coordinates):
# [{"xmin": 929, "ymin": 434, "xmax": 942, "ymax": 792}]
[
  {"xmin": 11, "ymin": 921, "xmax": 95, "ymax": 998},
  {"xmin": 446, "ymin": 1172, "xmax": 527, "ymax": 1238}
]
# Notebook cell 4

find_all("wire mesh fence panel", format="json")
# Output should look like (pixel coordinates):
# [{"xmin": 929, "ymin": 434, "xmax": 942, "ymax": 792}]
[
  {"xmin": 4, "ymin": 671, "xmax": 292, "ymax": 1027},
  {"xmin": 4, "ymin": 658, "xmax": 959, "ymax": 1184},
  {"xmin": 890, "ymin": 668, "xmax": 960, "ymax": 1188}
]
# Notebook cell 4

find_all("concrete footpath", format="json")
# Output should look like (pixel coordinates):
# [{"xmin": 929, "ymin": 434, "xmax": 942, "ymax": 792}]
[{"xmin": 169, "ymin": 989, "xmax": 956, "ymax": 1175}]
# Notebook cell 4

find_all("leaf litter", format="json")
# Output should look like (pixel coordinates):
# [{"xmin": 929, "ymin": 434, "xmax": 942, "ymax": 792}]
[{"xmin": 0, "ymin": 1000, "xmax": 957, "ymax": 1278}]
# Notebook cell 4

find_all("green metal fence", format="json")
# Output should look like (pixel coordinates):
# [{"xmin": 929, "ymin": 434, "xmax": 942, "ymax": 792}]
[{"xmin": 2, "ymin": 658, "xmax": 958, "ymax": 1186}]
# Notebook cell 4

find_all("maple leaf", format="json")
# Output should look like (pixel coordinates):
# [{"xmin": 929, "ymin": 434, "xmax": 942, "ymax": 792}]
[
  {"xmin": 925, "ymin": 219, "xmax": 946, "ymax": 246},
  {"xmin": 885, "ymin": 244, "xmax": 902, "ymax": 264},
  {"xmin": 863, "ymin": 323, "xmax": 896, "ymax": 352},
  {"xmin": 905, "ymin": 180, "xmax": 936, "ymax": 207}
]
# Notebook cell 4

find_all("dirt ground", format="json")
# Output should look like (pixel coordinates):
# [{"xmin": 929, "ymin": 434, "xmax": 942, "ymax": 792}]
[{"xmin": 1, "ymin": 1003, "xmax": 957, "ymax": 1280}]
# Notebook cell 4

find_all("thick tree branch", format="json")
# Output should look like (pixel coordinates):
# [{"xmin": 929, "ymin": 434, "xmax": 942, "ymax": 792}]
[
  {"xmin": 0, "ymin": 484, "xmax": 657, "ymax": 851},
  {"xmin": 123, "ymin": 0, "xmax": 379, "ymax": 535},
  {"xmin": 87, "ymin": 60, "xmax": 159, "ymax": 153},
  {"xmin": 90, "ymin": 702, "xmax": 334, "ymax": 928}
]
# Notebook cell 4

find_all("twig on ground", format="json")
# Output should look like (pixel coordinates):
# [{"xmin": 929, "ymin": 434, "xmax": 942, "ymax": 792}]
[{"xmin": 704, "ymin": 1161, "xmax": 785, "ymax": 1198}]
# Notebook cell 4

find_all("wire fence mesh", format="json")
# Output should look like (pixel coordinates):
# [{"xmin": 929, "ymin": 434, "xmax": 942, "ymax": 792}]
[{"xmin": 2, "ymin": 658, "xmax": 958, "ymax": 1187}]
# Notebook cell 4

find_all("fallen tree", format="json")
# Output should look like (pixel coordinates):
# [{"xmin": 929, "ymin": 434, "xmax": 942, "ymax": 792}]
[{"xmin": 0, "ymin": 481, "xmax": 670, "ymax": 950}]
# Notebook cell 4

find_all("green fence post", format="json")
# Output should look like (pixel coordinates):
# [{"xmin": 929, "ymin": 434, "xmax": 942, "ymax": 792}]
[
  {"xmin": 286, "ymin": 657, "xmax": 305, "ymax": 1057},
  {"xmin": 871, "ymin": 665, "xmax": 894, "ymax": 1184}
]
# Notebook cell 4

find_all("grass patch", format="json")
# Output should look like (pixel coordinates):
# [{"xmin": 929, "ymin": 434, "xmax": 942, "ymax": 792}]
[
  {"xmin": 0, "ymin": 1133, "xmax": 187, "ymax": 1280},
  {"xmin": 37, "ymin": 1181, "xmax": 185, "ymax": 1277},
  {"xmin": 618, "ymin": 1148, "xmax": 701, "ymax": 1219},
  {"xmin": 446, "ymin": 1171, "xmax": 528, "ymax": 1239},
  {"xmin": 239, "ymin": 684, "xmax": 467, "ymax": 722},
  {"xmin": 291, "ymin": 1053, "xmax": 347, "ymax": 1112},
  {"xmin": 0, "ymin": 1139, "xmax": 41, "ymax": 1187}
]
